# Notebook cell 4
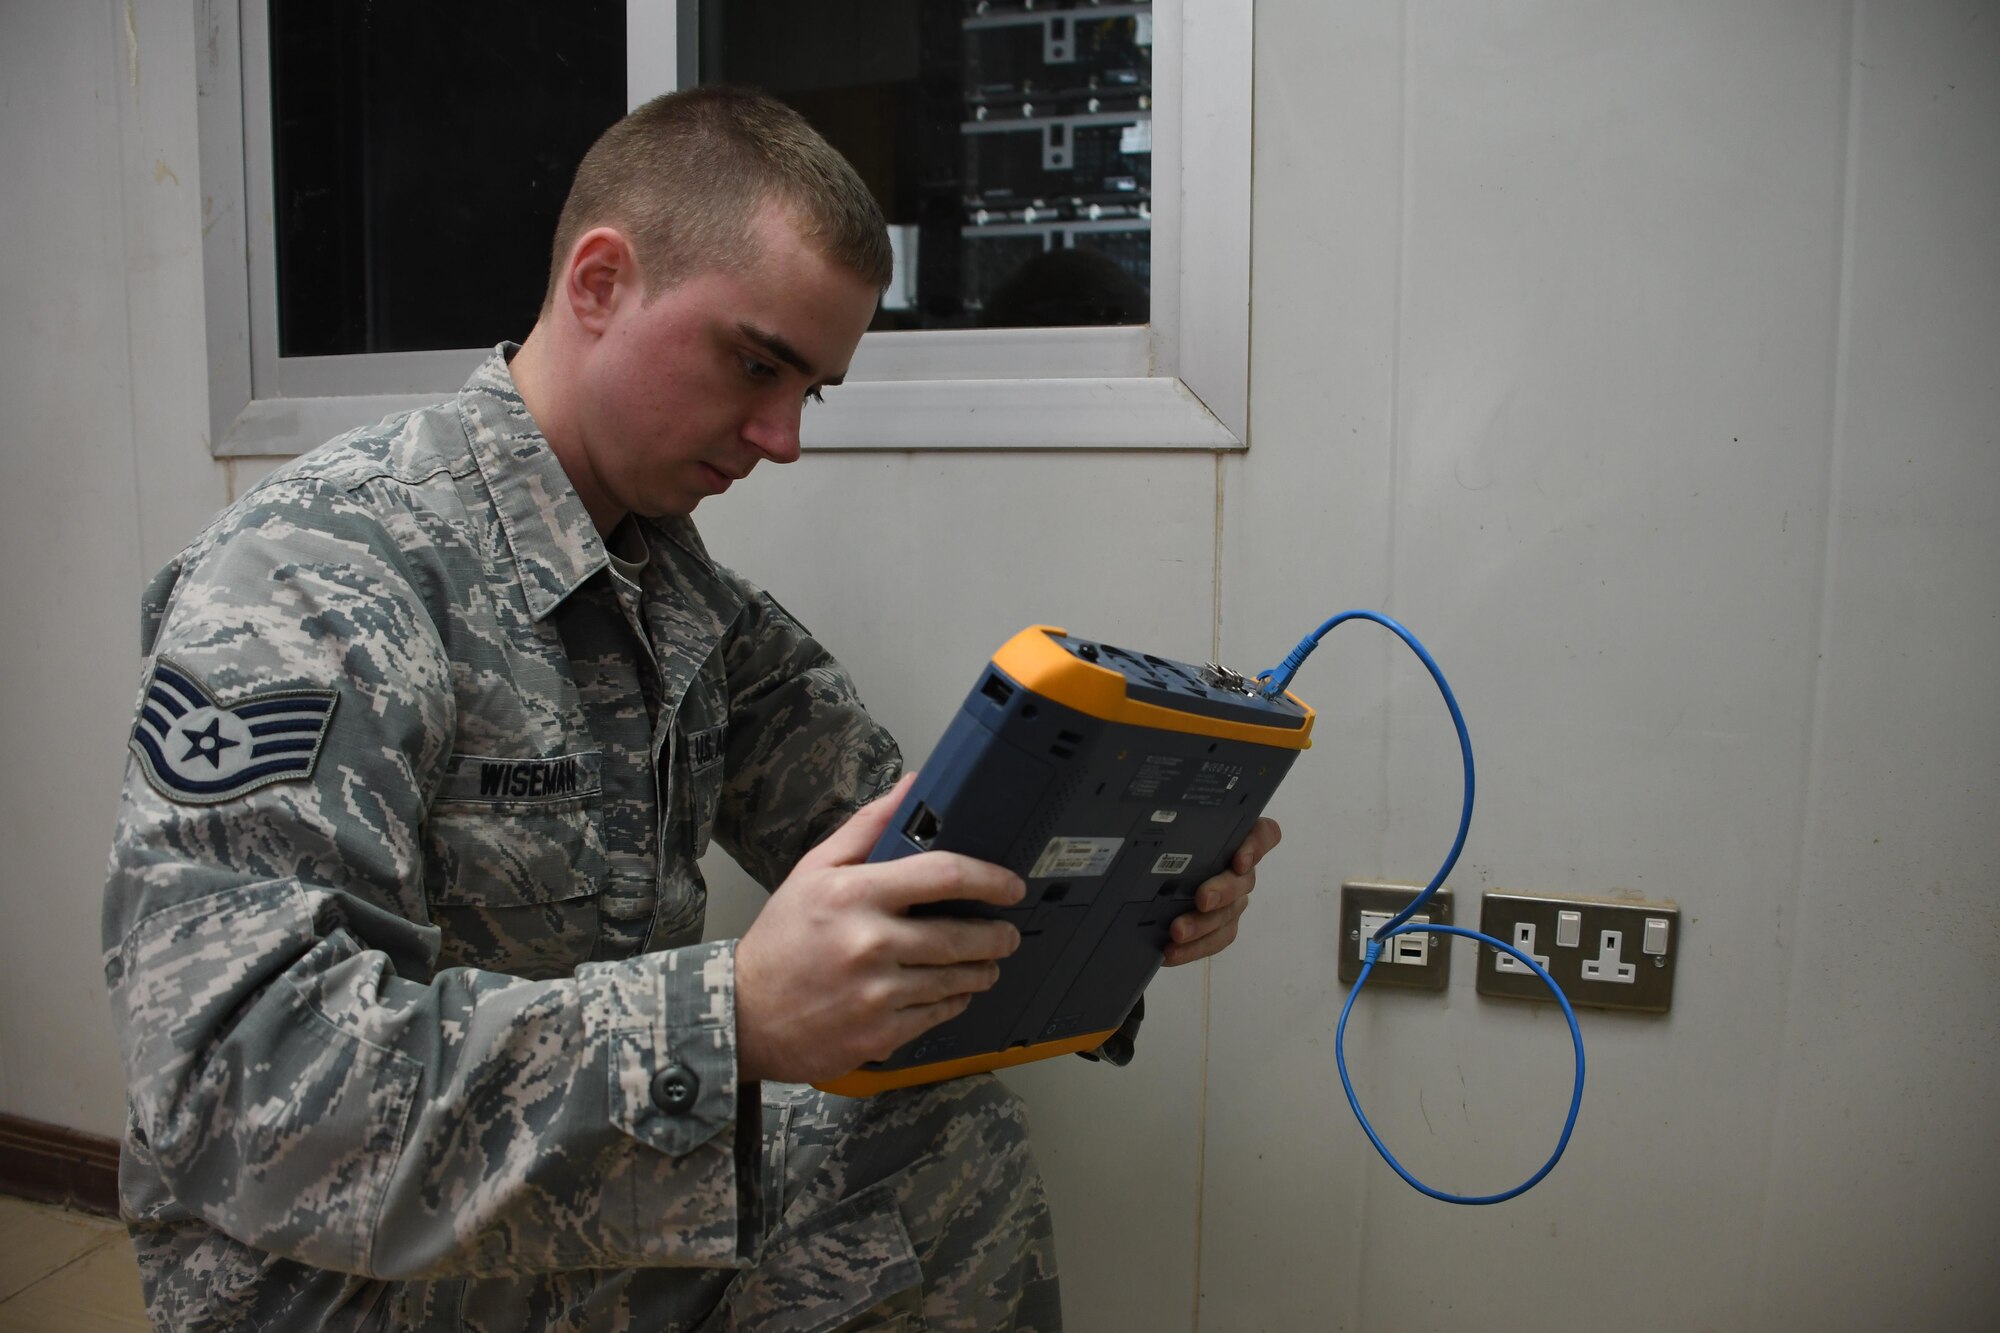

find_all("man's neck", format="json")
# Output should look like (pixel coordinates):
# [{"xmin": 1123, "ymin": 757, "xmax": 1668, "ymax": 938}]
[{"xmin": 510, "ymin": 327, "xmax": 625, "ymax": 536}]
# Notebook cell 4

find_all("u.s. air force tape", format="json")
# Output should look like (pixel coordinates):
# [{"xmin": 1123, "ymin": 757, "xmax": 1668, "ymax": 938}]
[{"xmin": 129, "ymin": 657, "xmax": 338, "ymax": 805}]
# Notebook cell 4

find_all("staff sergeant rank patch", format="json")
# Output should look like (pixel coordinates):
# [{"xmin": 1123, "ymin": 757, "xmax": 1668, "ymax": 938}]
[{"xmin": 130, "ymin": 658, "xmax": 338, "ymax": 805}]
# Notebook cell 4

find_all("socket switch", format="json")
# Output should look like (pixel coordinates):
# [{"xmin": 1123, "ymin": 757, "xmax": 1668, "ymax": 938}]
[
  {"xmin": 1337, "ymin": 882, "xmax": 1454, "ymax": 992},
  {"xmin": 1476, "ymin": 892, "xmax": 1680, "ymax": 1014}
]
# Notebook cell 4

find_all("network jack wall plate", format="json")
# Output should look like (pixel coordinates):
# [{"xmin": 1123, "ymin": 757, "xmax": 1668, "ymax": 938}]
[{"xmin": 1336, "ymin": 882, "xmax": 1455, "ymax": 992}]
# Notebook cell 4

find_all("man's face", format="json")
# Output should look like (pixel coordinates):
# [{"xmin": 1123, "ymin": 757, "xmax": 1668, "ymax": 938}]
[{"xmin": 573, "ymin": 202, "xmax": 879, "ymax": 519}]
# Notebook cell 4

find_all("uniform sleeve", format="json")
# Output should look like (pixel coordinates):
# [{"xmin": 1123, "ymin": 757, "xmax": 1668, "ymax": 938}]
[
  {"xmin": 103, "ymin": 480, "xmax": 757, "ymax": 1280},
  {"xmin": 708, "ymin": 587, "xmax": 902, "ymax": 889}
]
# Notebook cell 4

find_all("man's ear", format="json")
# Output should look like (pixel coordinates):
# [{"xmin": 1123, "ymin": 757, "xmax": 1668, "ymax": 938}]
[{"xmin": 563, "ymin": 227, "xmax": 640, "ymax": 336}]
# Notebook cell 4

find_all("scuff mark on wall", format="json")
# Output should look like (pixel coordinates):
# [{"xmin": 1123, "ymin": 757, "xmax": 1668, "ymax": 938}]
[
  {"xmin": 200, "ymin": 193, "xmax": 235, "ymax": 240},
  {"xmin": 124, "ymin": 0, "xmax": 140, "ymax": 91},
  {"xmin": 201, "ymin": 0, "xmax": 222, "ymax": 75},
  {"xmin": 154, "ymin": 160, "xmax": 180, "ymax": 188}
]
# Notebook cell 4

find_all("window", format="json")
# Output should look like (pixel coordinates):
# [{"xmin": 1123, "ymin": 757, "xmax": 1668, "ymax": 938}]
[
  {"xmin": 266, "ymin": 1, "xmax": 627, "ymax": 358},
  {"xmin": 701, "ymin": 1, "xmax": 1156, "ymax": 332},
  {"xmin": 198, "ymin": 0, "xmax": 1249, "ymax": 456}
]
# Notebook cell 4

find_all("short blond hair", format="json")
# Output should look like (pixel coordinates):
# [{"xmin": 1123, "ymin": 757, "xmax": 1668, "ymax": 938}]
[{"xmin": 545, "ymin": 86, "xmax": 891, "ymax": 306}]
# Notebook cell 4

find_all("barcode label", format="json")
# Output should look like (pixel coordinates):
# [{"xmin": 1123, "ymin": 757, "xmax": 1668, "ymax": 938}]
[{"xmin": 1030, "ymin": 837, "xmax": 1124, "ymax": 879}]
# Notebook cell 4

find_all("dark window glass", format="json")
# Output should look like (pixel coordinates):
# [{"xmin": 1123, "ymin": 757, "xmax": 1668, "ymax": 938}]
[
  {"xmin": 269, "ymin": 1, "xmax": 626, "ymax": 357},
  {"xmin": 699, "ymin": 0, "xmax": 1153, "ymax": 331}
]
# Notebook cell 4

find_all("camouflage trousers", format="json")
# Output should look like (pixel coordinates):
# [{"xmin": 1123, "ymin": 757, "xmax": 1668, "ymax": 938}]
[{"xmin": 130, "ymin": 1075, "xmax": 1062, "ymax": 1332}]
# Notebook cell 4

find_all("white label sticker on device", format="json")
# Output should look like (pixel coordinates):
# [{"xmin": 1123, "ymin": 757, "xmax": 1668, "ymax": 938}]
[
  {"xmin": 1030, "ymin": 837, "xmax": 1124, "ymax": 879},
  {"xmin": 1151, "ymin": 852, "xmax": 1194, "ymax": 875}
]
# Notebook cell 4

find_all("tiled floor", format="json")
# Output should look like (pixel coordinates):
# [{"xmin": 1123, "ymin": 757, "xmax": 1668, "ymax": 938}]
[{"xmin": 0, "ymin": 1195, "xmax": 149, "ymax": 1331}]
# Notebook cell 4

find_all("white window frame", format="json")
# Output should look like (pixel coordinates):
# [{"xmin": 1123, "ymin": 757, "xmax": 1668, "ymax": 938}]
[{"xmin": 197, "ymin": 0, "xmax": 1249, "ymax": 457}]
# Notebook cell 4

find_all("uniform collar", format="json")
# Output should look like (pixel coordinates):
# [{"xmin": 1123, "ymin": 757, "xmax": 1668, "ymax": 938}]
[
  {"xmin": 632, "ymin": 513, "xmax": 747, "ymax": 647},
  {"xmin": 457, "ymin": 344, "xmax": 608, "ymax": 620}
]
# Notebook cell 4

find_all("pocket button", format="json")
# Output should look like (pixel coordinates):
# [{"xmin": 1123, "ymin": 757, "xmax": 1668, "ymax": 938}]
[{"xmin": 650, "ymin": 1062, "xmax": 700, "ymax": 1114}]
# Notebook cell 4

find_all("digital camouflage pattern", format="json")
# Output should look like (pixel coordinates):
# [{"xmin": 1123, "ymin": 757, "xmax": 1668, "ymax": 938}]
[{"xmin": 102, "ymin": 348, "xmax": 1060, "ymax": 1330}]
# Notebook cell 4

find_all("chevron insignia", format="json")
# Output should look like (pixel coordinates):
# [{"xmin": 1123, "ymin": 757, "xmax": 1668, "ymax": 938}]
[{"xmin": 129, "ymin": 657, "xmax": 338, "ymax": 805}]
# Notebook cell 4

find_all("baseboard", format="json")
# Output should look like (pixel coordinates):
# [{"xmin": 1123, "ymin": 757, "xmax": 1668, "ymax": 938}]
[{"xmin": 0, "ymin": 1113, "xmax": 120, "ymax": 1218}]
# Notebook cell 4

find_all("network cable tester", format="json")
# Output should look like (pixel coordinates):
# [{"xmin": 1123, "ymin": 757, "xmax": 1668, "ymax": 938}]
[{"xmin": 815, "ymin": 625, "xmax": 1314, "ymax": 1096}]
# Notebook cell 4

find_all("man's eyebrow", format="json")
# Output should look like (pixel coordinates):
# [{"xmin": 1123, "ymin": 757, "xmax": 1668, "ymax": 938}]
[{"xmin": 737, "ymin": 322, "xmax": 843, "ymax": 386}]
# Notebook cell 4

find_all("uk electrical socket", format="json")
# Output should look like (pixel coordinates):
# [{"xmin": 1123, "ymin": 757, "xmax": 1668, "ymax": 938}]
[
  {"xmin": 1336, "ymin": 882, "xmax": 1454, "ymax": 992},
  {"xmin": 1475, "ymin": 892, "xmax": 1680, "ymax": 1013}
]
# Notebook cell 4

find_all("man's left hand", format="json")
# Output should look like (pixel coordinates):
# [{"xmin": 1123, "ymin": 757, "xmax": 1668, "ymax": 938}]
[{"xmin": 1162, "ymin": 817, "xmax": 1282, "ymax": 967}]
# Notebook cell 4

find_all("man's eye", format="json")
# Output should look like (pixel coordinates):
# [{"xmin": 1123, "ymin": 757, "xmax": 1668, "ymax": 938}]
[
  {"xmin": 804, "ymin": 386, "xmax": 826, "ymax": 406},
  {"xmin": 740, "ymin": 355, "xmax": 777, "ymax": 381}
]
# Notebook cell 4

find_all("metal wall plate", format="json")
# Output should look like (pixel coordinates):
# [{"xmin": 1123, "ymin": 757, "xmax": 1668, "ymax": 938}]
[
  {"xmin": 1336, "ymin": 882, "xmax": 1455, "ymax": 992},
  {"xmin": 1476, "ymin": 892, "xmax": 1680, "ymax": 1014}
]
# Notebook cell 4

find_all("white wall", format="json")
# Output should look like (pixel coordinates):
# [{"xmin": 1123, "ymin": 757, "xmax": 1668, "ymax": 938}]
[
  {"xmin": 0, "ymin": 0, "xmax": 232, "ymax": 1138},
  {"xmin": 1202, "ymin": 2, "xmax": 1996, "ymax": 1329},
  {"xmin": 3, "ymin": 1, "xmax": 1994, "ymax": 1329}
]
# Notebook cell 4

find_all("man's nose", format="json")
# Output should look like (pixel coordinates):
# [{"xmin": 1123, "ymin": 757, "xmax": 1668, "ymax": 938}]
[{"xmin": 742, "ymin": 400, "xmax": 804, "ymax": 464}]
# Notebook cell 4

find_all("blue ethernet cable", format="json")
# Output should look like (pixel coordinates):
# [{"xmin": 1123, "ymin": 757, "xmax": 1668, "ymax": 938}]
[{"xmin": 1259, "ymin": 612, "xmax": 1585, "ymax": 1204}]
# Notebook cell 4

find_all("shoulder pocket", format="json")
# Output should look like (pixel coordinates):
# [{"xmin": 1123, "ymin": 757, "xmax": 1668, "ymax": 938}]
[{"xmin": 426, "ymin": 751, "xmax": 606, "ymax": 910}]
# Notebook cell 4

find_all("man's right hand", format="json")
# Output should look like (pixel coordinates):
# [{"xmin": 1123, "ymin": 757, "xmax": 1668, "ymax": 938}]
[{"xmin": 734, "ymin": 774, "xmax": 1024, "ymax": 1085}]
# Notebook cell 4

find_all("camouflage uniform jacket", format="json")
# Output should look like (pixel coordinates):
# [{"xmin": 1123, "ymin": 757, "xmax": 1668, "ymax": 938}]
[{"xmin": 101, "ymin": 347, "xmax": 901, "ymax": 1318}]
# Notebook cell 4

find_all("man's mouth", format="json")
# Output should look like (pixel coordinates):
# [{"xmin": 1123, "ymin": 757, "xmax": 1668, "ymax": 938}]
[{"xmin": 698, "ymin": 462, "xmax": 744, "ymax": 491}]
